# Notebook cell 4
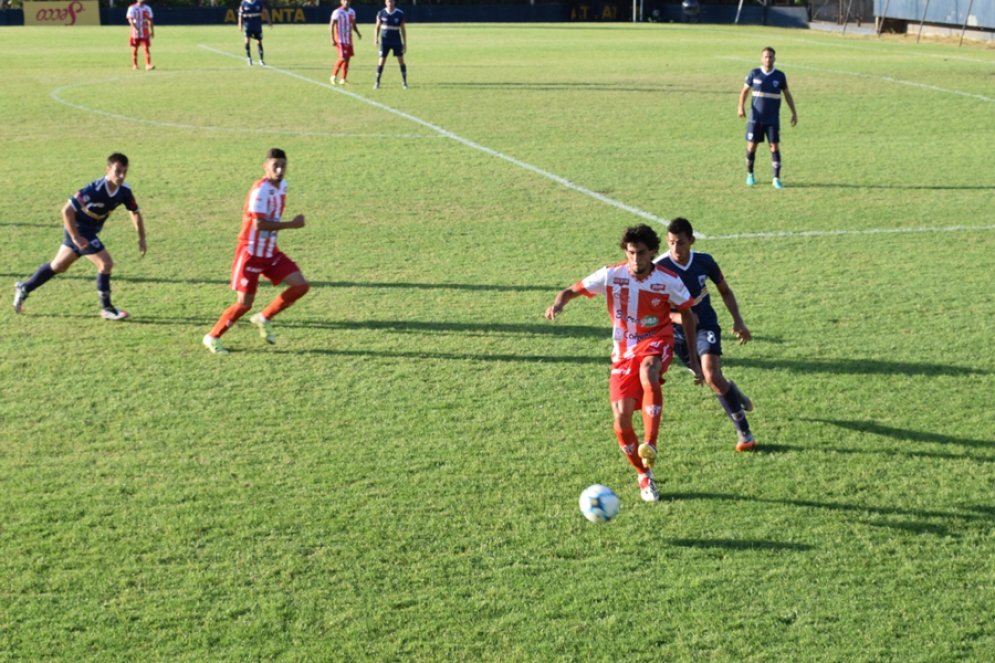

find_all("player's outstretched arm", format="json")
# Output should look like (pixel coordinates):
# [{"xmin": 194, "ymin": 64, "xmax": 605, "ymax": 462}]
[
  {"xmin": 130, "ymin": 210, "xmax": 147, "ymax": 257},
  {"xmin": 783, "ymin": 88, "xmax": 798, "ymax": 126},
  {"xmin": 678, "ymin": 307, "xmax": 703, "ymax": 384},
  {"xmin": 737, "ymin": 86, "xmax": 750, "ymax": 118},
  {"xmin": 717, "ymin": 280, "xmax": 751, "ymax": 344},
  {"xmin": 545, "ymin": 286, "xmax": 582, "ymax": 321}
]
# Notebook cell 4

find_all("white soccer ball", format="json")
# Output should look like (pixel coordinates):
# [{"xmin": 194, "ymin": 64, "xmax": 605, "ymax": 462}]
[{"xmin": 579, "ymin": 484, "xmax": 620, "ymax": 523}]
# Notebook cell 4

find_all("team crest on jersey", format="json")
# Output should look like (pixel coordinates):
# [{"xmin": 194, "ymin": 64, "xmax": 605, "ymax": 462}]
[
  {"xmin": 613, "ymin": 277, "xmax": 630, "ymax": 286},
  {"xmin": 651, "ymin": 298, "xmax": 662, "ymax": 307},
  {"xmin": 650, "ymin": 284, "xmax": 666, "ymax": 292},
  {"xmin": 773, "ymin": 80, "xmax": 780, "ymax": 87},
  {"xmin": 699, "ymin": 275, "xmax": 707, "ymax": 287}
]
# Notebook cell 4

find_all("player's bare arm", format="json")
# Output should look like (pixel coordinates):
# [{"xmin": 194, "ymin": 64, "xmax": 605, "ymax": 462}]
[
  {"xmin": 783, "ymin": 88, "xmax": 798, "ymax": 126},
  {"xmin": 374, "ymin": 17, "xmax": 381, "ymax": 45},
  {"xmin": 354, "ymin": 23, "xmax": 362, "ymax": 39},
  {"xmin": 62, "ymin": 201, "xmax": 89, "ymax": 251},
  {"xmin": 252, "ymin": 214, "xmax": 305, "ymax": 232},
  {"xmin": 329, "ymin": 18, "xmax": 337, "ymax": 45},
  {"xmin": 130, "ymin": 210, "xmax": 147, "ymax": 257},
  {"xmin": 544, "ymin": 285, "xmax": 583, "ymax": 321},
  {"xmin": 716, "ymin": 280, "xmax": 751, "ymax": 344},
  {"xmin": 263, "ymin": 7, "xmax": 272, "ymax": 27},
  {"xmin": 679, "ymin": 307, "xmax": 703, "ymax": 383},
  {"xmin": 401, "ymin": 22, "xmax": 407, "ymax": 54},
  {"xmin": 738, "ymin": 86, "xmax": 750, "ymax": 118}
]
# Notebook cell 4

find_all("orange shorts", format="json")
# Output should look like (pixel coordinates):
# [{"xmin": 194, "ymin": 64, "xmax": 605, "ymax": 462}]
[
  {"xmin": 609, "ymin": 347, "xmax": 673, "ymax": 404},
  {"xmin": 230, "ymin": 249, "xmax": 301, "ymax": 295}
]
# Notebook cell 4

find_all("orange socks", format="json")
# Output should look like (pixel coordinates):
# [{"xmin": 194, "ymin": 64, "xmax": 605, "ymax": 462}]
[
  {"xmin": 641, "ymin": 381, "xmax": 663, "ymax": 448},
  {"xmin": 341, "ymin": 60, "xmax": 349, "ymax": 80},
  {"xmin": 261, "ymin": 283, "xmax": 310, "ymax": 320},
  {"xmin": 209, "ymin": 303, "xmax": 251, "ymax": 338},
  {"xmin": 613, "ymin": 422, "xmax": 644, "ymax": 471},
  {"xmin": 333, "ymin": 59, "xmax": 344, "ymax": 77}
]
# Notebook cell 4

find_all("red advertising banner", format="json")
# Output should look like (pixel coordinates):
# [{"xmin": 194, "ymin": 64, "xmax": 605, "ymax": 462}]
[{"xmin": 23, "ymin": 1, "xmax": 101, "ymax": 26}]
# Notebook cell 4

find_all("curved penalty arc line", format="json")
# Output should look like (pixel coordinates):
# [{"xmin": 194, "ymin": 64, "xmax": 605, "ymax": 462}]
[{"xmin": 49, "ymin": 74, "xmax": 442, "ymax": 140}]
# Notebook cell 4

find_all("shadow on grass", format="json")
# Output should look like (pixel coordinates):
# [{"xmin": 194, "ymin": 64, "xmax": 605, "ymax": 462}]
[
  {"xmin": 270, "ymin": 347, "xmax": 607, "ymax": 365},
  {"xmin": 808, "ymin": 419, "xmax": 995, "ymax": 451},
  {"xmin": 283, "ymin": 318, "xmax": 605, "ymax": 339},
  {"xmin": 788, "ymin": 183, "xmax": 995, "ymax": 191},
  {"xmin": 0, "ymin": 273, "xmax": 557, "ymax": 293},
  {"xmin": 665, "ymin": 538, "xmax": 814, "ymax": 552},
  {"xmin": 727, "ymin": 356, "xmax": 985, "ymax": 377},
  {"xmin": 668, "ymin": 492, "xmax": 991, "ymax": 526},
  {"xmin": 433, "ymin": 82, "xmax": 728, "ymax": 94}
]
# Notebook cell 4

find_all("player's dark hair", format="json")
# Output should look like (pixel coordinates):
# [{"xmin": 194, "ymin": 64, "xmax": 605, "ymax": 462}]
[
  {"xmin": 107, "ymin": 153, "xmax": 129, "ymax": 167},
  {"xmin": 619, "ymin": 224, "xmax": 660, "ymax": 252},
  {"xmin": 763, "ymin": 47, "xmax": 776, "ymax": 56},
  {"xmin": 266, "ymin": 148, "xmax": 287, "ymax": 160},
  {"xmin": 667, "ymin": 217, "xmax": 694, "ymax": 239}
]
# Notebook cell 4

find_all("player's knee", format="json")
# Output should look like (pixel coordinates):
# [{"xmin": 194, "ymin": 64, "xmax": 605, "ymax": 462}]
[{"xmin": 612, "ymin": 413, "xmax": 633, "ymax": 431}]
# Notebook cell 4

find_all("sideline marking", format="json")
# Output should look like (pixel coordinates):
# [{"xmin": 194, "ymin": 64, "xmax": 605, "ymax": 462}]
[
  {"xmin": 198, "ymin": 45, "xmax": 677, "ymax": 231},
  {"xmin": 705, "ymin": 225, "xmax": 995, "ymax": 241},
  {"xmin": 50, "ymin": 74, "xmax": 439, "ymax": 139},
  {"xmin": 722, "ymin": 56, "xmax": 995, "ymax": 103}
]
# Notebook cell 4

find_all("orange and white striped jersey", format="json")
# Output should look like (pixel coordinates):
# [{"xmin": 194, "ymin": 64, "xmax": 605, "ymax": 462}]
[
  {"xmin": 331, "ymin": 8, "xmax": 356, "ymax": 46},
  {"xmin": 237, "ymin": 178, "xmax": 288, "ymax": 258},
  {"xmin": 127, "ymin": 3, "xmax": 154, "ymax": 40},
  {"xmin": 577, "ymin": 262, "xmax": 693, "ymax": 363}
]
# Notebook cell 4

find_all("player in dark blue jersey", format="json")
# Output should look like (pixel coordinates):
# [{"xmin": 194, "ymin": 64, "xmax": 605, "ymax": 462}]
[
  {"xmin": 655, "ymin": 217, "xmax": 757, "ymax": 451},
  {"xmin": 13, "ymin": 153, "xmax": 147, "ymax": 320},
  {"xmin": 737, "ymin": 47, "xmax": 797, "ymax": 189},
  {"xmin": 374, "ymin": 0, "xmax": 407, "ymax": 89},
  {"xmin": 239, "ymin": 0, "xmax": 272, "ymax": 66}
]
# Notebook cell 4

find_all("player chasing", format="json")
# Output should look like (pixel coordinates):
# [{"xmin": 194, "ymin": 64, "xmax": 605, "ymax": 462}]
[
  {"xmin": 330, "ymin": 0, "xmax": 361, "ymax": 85},
  {"xmin": 127, "ymin": 0, "xmax": 154, "ymax": 71},
  {"xmin": 373, "ymin": 0, "xmax": 407, "ymax": 89},
  {"xmin": 239, "ymin": 0, "xmax": 273, "ymax": 66},
  {"xmin": 655, "ymin": 218, "xmax": 757, "ymax": 452},
  {"xmin": 738, "ymin": 46, "xmax": 797, "ymax": 189},
  {"xmin": 13, "ymin": 153, "xmax": 146, "ymax": 320},
  {"xmin": 203, "ymin": 148, "xmax": 310, "ymax": 355},
  {"xmin": 545, "ymin": 225, "xmax": 701, "ymax": 502}
]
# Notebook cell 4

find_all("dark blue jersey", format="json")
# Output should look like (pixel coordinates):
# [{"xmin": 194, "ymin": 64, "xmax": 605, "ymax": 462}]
[
  {"xmin": 377, "ymin": 8, "xmax": 405, "ymax": 45},
  {"xmin": 654, "ymin": 251, "xmax": 724, "ymax": 329},
  {"xmin": 69, "ymin": 178, "xmax": 139, "ymax": 232},
  {"xmin": 239, "ymin": 0, "xmax": 265, "ymax": 32},
  {"xmin": 745, "ymin": 67, "xmax": 788, "ymax": 125}
]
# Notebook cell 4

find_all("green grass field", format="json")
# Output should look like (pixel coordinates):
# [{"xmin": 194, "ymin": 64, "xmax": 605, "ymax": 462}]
[{"xmin": 2, "ymin": 21, "xmax": 995, "ymax": 662}]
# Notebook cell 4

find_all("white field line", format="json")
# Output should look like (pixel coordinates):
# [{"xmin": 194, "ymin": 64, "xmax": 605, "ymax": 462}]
[
  {"xmin": 50, "ymin": 75, "xmax": 438, "ymax": 139},
  {"xmin": 704, "ymin": 225, "xmax": 995, "ymax": 241},
  {"xmin": 721, "ymin": 56, "xmax": 995, "ymax": 103},
  {"xmin": 198, "ymin": 44, "xmax": 676, "ymax": 230}
]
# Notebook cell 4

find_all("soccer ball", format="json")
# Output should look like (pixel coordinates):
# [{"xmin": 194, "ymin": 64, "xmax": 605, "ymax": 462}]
[{"xmin": 579, "ymin": 484, "xmax": 620, "ymax": 523}]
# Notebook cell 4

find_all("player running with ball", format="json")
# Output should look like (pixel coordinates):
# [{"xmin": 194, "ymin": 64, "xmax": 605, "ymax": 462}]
[
  {"xmin": 203, "ymin": 148, "xmax": 311, "ymax": 354},
  {"xmin": 545, "ymin": 225, "xmax": 701, "ymax": 502}
]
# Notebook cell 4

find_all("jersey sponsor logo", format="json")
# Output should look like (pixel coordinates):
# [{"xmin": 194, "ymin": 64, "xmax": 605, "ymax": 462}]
[
  {"xmin": 643, "ymin": 315, "xmax": 659, "ymax": 327},
  {"xmin": 650, "ymin": 284, "xmax": 667, "ymax": 292},
  {"xmin": 625, "ymin": 330, "xmax": 659, "ymax": 342},
  {"xmin": 610, "ymin": 366, "xmax": 632, "ymax": 377},
  {"xmin": 613, "ymin": 277, "xmax": 630, "ymax": 286}
]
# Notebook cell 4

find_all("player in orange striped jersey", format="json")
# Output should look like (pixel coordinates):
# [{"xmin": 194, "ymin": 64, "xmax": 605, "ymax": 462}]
[
  {"xmin": 203, "ymin": 148, "xmax": 310, "ymax": 354},
  {"xmin": 330, "ymin": 0, "xmax": 362, "ymax": 85},
  {"xmin": 545, "ymin": 225, "xmax": 701, "ymax": 502}
]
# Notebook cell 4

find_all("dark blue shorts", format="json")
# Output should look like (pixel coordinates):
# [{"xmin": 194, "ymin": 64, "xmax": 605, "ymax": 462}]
[
  {"xmin": 746, "ymin": 121, "xmax": 780, "ymax": 145},
  {"xmin": 379, "ymin": 42, "xmax": 403, "ymax": 58},
  {"xmin": 244, "ymin": 29, "xmax": 263, "ymax": 40},
  {"xmin": 674, "ymin": 325, "xmax": 722, "ymax": 367},
  {"xmin": 63, "ymin": 226, "xmax": 105, "ymax": 256}
]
